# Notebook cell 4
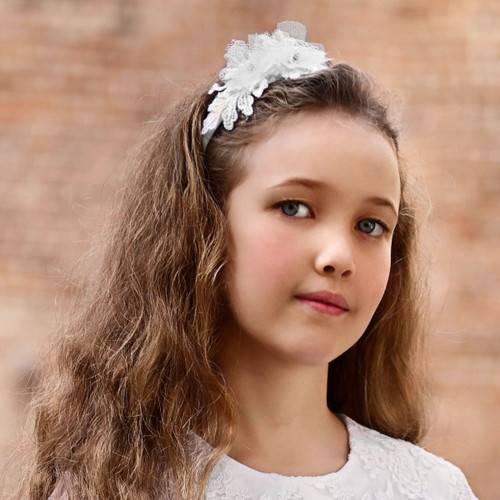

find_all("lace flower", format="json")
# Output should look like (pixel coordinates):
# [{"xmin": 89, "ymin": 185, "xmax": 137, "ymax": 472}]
[{"xmin": 201, "ymin": 21, "xmax": 331, "ymax": 149}]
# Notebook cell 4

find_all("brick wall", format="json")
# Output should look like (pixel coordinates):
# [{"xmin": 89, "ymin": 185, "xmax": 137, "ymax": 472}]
[{"xmin": 1, "ymin": 0, "xmax": 498, "ymax": 497}]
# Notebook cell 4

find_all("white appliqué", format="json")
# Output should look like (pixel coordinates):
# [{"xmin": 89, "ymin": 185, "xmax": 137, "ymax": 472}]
[
  {"xmin": 201, "ymin": 21, "xmax": 330, "ymax": 149},
  {"xmin": 205, "ymin": 416, "xmax": 478, "ymax": 500},
  {"xmin": 206, "ymin": 460, "xmax": 252, "ymax": 500},
  {"xmin": 350, "ymin": 421, "xmax": 434, "ymax": 499}
]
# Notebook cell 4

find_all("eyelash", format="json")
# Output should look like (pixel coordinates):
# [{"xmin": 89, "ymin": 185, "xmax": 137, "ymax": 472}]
[
  {"xmin": 274, "ymin": 199, "xmax": 313, "ymax": 218},
  {"xmin": 357, "ymin": 218, "xmax": 390, "ymax": 237},
  {"xmin": 273, "ymin": 199, "xmax": 391, "ymax": 237}
]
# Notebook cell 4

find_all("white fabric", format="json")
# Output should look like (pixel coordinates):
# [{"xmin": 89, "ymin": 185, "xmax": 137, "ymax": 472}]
[
  {"xmin": 201, "ymin": 21, "xmax": 330, "ymax": 149},
  {"xmin": 206, "ymin": 416, "xmax": 478, "ymax": 500}
]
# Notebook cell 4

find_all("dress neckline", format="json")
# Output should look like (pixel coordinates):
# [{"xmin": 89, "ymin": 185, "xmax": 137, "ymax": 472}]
[{"xmin": 218, "ymin": 414, "xmax": 357, "ymax": 480}]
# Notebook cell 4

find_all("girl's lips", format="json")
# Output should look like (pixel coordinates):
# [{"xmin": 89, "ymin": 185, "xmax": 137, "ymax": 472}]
[{"xmin": 295, "ymin": 291, "xmax": 350, "ymax": 317}]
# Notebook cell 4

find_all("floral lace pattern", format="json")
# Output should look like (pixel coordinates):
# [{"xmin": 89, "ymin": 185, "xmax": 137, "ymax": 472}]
[
  {"xmin": 206, "ymin": 416, "xmax": 478, "ymax": 500},
  {"xmin": 201, "ymin": 21, "xmax": 330, "ymax": 149}
]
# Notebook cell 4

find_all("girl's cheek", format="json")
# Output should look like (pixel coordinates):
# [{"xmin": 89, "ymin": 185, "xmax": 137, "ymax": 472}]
[
  {"xmin": 244, "ymin": 228, "xmax": 300, "ymax": 279},
  {"xmin": 362, "ymin": 255, "xmax": 391, "ymax": 303}
]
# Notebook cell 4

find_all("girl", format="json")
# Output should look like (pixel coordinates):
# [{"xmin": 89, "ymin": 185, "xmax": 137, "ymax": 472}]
[{"xmin": 27, "ymin": 21, "xmax": 477, "ymax": 499}]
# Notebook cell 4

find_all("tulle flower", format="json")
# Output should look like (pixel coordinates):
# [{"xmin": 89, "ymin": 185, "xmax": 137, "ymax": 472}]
[{"xmin": 201, "ymin": 21, "xmax": 331, "ymax": 149}]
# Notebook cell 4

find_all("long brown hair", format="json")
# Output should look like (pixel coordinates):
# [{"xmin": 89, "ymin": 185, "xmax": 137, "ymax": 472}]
[{"xmin": 26, "ymin": 63, "xmax": 428, "ymax": 499}]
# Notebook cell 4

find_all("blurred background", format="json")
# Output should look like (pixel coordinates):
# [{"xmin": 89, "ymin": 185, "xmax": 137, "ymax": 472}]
[{"xmin": 0, "ymin": 0, "xmax": 498, "ymax": 498}]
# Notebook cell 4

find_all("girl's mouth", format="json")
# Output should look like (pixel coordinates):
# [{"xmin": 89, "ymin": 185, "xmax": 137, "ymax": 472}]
[{"xmin": 295, "ymin": 291, "xmax": 349, "ymax": 316}]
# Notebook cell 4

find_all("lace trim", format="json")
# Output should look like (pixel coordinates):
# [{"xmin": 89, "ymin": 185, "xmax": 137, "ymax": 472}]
[{"xmin": 206, "ymin": 416, "xmax": 478, "ymax": 500}]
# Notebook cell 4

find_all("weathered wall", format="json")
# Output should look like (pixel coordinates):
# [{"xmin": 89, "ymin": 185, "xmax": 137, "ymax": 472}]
[{"xmin": 1, "ymin": 0, "xmax": 498, "ymax": 497}]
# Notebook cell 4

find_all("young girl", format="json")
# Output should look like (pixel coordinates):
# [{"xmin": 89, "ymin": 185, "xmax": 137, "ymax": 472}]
[{"xmin": 27, "ymin": 21, "xmax": 477, "ymax": 500}]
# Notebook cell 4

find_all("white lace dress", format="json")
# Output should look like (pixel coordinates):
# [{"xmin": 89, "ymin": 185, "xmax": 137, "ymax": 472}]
[{"xmin": 205, "ymin": 416, "xmax": 478, "ymax": 500}]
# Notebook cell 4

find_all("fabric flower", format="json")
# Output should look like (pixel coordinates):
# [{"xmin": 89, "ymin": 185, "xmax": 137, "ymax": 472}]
[{"xmin": 201, "ymin": 21, "xmax": 331, "ymax": 149}]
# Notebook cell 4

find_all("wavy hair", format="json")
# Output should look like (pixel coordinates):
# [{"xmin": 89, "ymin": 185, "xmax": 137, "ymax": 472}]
[{"xmin": 25, "ymin": 63, "xmax": 428, "ymax": 500}]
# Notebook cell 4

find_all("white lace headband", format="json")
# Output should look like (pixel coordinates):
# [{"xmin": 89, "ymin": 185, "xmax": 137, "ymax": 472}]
[{"xmin": 201, "ymin": 21, "xmax": 331, "ymax": 149}]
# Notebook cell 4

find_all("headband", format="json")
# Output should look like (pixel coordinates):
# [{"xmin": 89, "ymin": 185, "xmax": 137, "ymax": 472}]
[{"xmin": 201, "ymin": 21, "xmax": 331, "ymax": 149}]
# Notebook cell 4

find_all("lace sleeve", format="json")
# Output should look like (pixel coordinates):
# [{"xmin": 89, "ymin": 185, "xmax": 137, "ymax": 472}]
[
  {"xmin": 47, "ymin": 482, "xmax": 68, "ymax": 500},
  {"xmin": 453, "ymin": 467, "xmax": 479, "ymax": 500}
]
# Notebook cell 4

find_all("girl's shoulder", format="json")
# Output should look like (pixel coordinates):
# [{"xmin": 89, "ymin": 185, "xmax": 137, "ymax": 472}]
[
  {"xmin": 341, "ymin": 415, "xmax": 477, "ymax": 500},
  {"xmin": 47, "ymin": 481, "xmax": 68, "ymax": 500},
  {"xmin": 207, "ymin": 416, "xmax": 478, "ymax": 500}
]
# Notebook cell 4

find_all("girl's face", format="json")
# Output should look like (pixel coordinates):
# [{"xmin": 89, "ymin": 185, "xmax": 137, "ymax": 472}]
[{"xmin": 222, "ymin": 111, "xmax": 400, "ymax": 367}]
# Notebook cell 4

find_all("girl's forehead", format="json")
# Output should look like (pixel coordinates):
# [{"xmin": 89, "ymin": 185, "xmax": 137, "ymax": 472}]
[
  {"xmin": 227, "ymin": 115, "xmax": 401, "ymax": 216},
  {"xmin": 241, "ymin": 109, "xmax": 397, "ymax": 166},
  {"xmin": 241, "ymin": 111, "xmax": 399, "ymax": 181}
]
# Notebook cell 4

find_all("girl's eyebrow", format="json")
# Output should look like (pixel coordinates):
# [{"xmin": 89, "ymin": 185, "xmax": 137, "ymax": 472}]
[
  {"xmin": 269, "ymin": 177, "xmax": 399, "ymax": 217},
  {"xmin": 365, "ymin": 196, "xmax": 399, "ymax": 218},
  {"xmin": 267, "ymin": 177, "xmax": 326, "ymax": 190}
]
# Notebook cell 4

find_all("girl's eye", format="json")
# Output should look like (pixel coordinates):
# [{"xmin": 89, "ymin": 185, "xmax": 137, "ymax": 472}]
[
  {"xmin": 357, "ymin": 219, "xmax": 386, "ymax": 237},
  {"xmin": 278, "ymin": 201, "xmax": 312, "ymax": 218}
]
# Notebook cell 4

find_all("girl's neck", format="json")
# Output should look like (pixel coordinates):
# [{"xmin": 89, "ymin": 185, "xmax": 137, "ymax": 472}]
[{"xmin": 219, "ymin": 344, "xmax": 349, "ymax": 476}]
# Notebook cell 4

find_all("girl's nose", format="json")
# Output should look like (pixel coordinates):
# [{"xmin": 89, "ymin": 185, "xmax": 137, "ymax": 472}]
[{"xmin": 314, "ymin": 232, "xmax": 355, "ymax": 278}]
